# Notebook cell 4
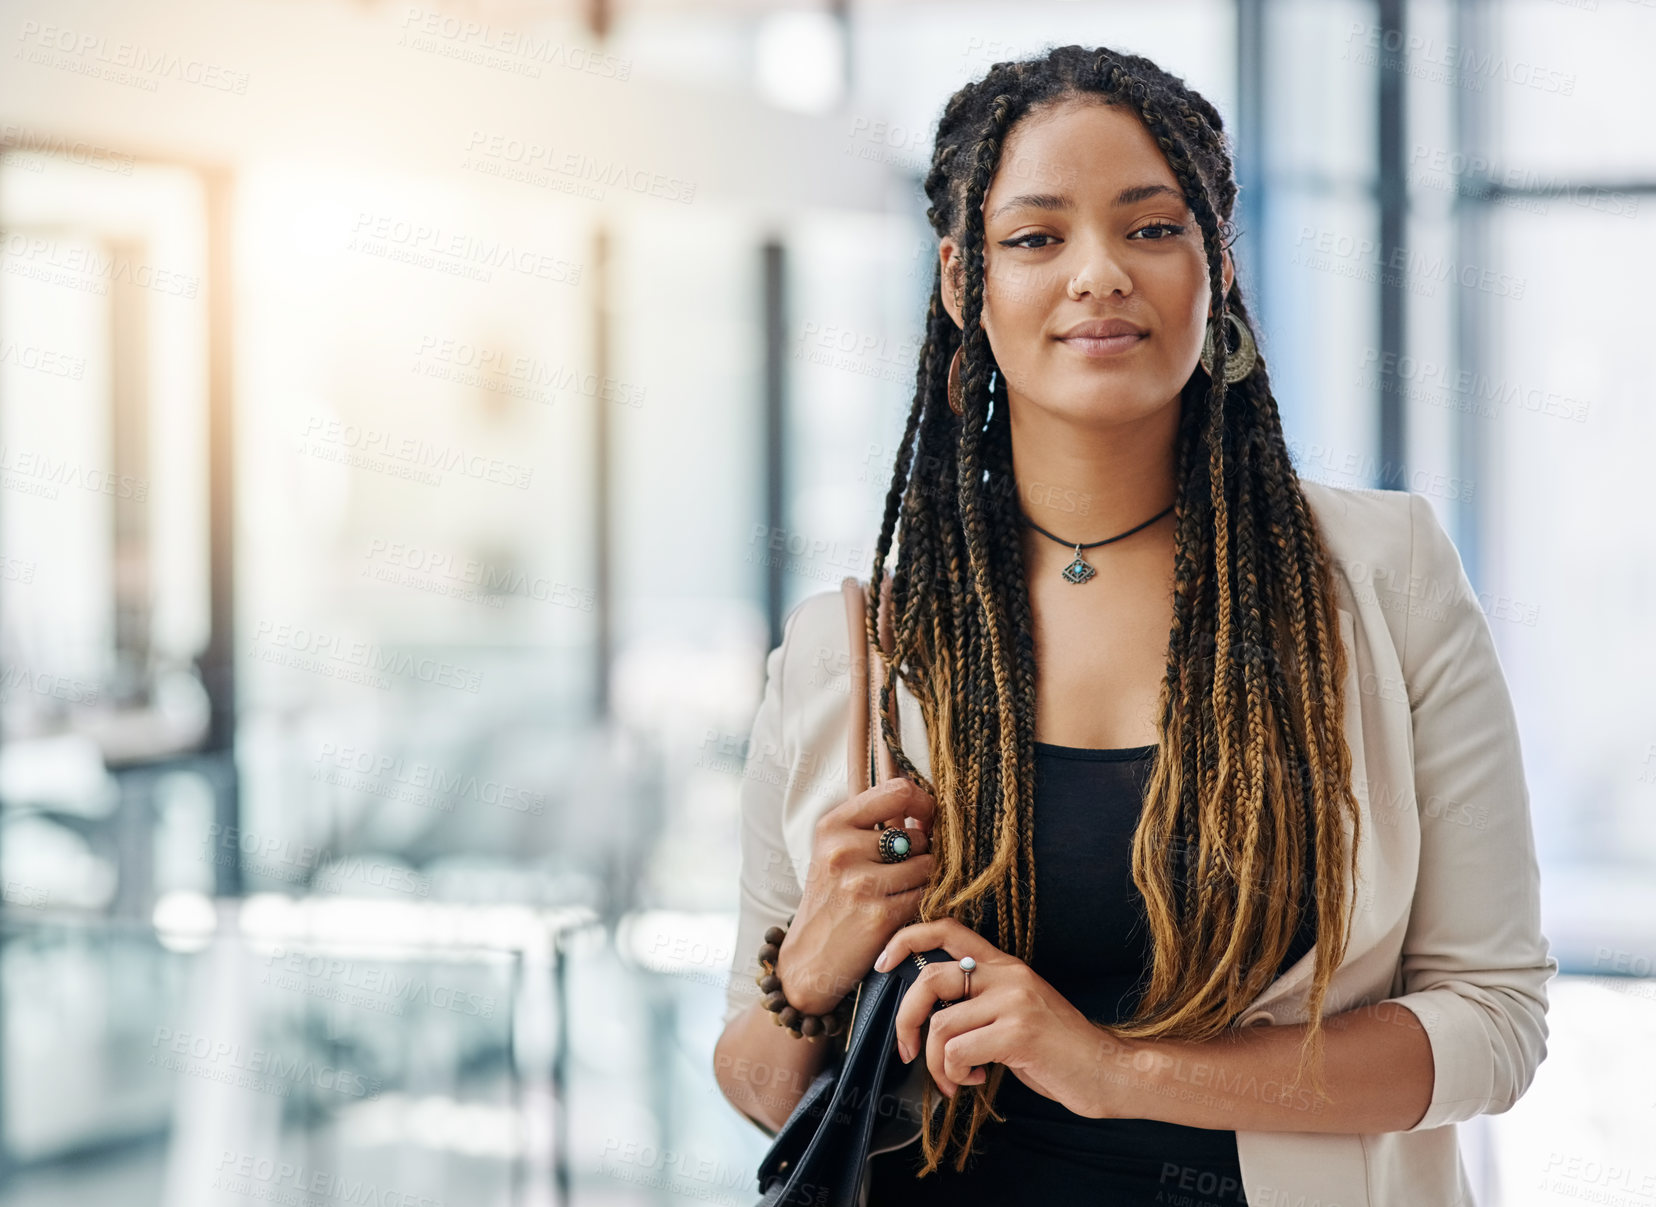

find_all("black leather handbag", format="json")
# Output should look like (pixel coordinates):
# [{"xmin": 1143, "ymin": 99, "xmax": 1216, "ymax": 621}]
[
  {"xmin": 755, "ymin": 943, "xmax": 950, "ymax": 1206},
  {"xmin": 752, "ymin": 576, "xmax": 945, "ymax": 1206}
]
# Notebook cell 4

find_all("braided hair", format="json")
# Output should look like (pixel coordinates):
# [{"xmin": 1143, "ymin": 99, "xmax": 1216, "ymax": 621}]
[{"xmin": 865, "ymin": 45, "xmax": 1362, "ymax": 1175}]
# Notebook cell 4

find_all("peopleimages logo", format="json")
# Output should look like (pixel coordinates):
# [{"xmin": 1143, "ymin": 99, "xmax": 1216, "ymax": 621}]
[
  {"xmin": 214, "ymin": 1149, "xmax": 444, "ymax": 1207},
  {"xmin": 148, "ymin": 1027, "xmax": 381, "ymax": 1099},
  {"xmin": 14, "ymin": 21, "xmax": 252, "ymax": 94},
  {"xmin": 0, "ymin": 443, "xmax": 148, "ymax": 501},
  {"xmin": 251, "ymin": 619, "xmax": 484, "ymax": 694},
  {"xmin": 0, "ymin": 663, "xmax": 99, "ymax": 706},
  {"xmin": 397, "ymin": 6, "xmax": 632, "ymax": 82},
  {"xmin": 0, "ymin": 338, "xmax": 89, "ymax": 379},
  {"xmin": 297, "ymin": 416, "xmax": 534, "ymax": 490},
  {"xmin": 348, "ymin": 211, "xmax": 582, "ymax": 286},
  {"xmin": 261, "ymin": 947, "xmax": 497, "ymax": 1019},
  {"xmin": 362, "ymin": 539, "xmax": 596, "ymax": 612},
  {"xmin": 412, "ymin": 334, "xmax": 646, "ymax": 408},
  {"xmin": 0, "ymin": 124, "xmax": 136, "ymax": 174},
  {"xmin": 0, "ymin": 232, "xmax": 201, "ymax": 298},
  {"xmin": 461, "ymin": 130, "xmax": 696, "ymax": 205},
  {"xmin": 312, "ymin": 742, "xmax": 546, "ymax": 816},
  {"xmin": 200, "ymin": 823, "xmax": 431, "ymax": 895}
]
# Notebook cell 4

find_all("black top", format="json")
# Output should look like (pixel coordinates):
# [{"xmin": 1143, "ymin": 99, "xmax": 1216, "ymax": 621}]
[{"xmin": 864, "ymin": 741, "xmax": 1317, "ymax": 1207}]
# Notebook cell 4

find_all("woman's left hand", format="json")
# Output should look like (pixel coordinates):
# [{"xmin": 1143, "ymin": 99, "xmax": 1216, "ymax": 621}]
[{"xmin": 875, "ymin": 917, "xmax": 1113, "ymax": 1117}]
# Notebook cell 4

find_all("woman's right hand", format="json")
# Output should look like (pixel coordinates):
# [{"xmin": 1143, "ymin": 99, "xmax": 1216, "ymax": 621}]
[{"xmin": 773, "ymin": 778, "xmax": 937, "ymax": 1015}]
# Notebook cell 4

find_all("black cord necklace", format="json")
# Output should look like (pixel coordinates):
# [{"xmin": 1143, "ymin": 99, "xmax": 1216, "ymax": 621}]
[{"xmin": 1020, "ymin": 501, "xmax": 1175, "ymax": 584}]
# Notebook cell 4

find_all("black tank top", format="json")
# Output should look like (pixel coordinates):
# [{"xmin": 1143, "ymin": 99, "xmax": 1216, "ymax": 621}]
[{"xmin": 864, "ymin": 741, "xmax": 1317, "ymax": 1206}]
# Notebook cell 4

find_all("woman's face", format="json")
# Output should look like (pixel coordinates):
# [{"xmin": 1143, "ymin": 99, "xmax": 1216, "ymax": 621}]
[{"xmin": 939, "ymin": 96, "xmax": 1233, "ymax": 426}]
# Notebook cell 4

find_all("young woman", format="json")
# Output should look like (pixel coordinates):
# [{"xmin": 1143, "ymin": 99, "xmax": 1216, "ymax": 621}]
[{"xmin": 713, "ymin": 44, "xmax": 1555, "ymax": 1206}]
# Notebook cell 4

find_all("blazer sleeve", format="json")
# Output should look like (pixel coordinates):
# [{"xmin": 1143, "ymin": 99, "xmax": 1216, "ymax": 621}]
[
  {"xmin": 1387, "ymin": 491, "xmax": 1559, "ymax": 1133},
  {"xmin": 722, "ymin": 603, "xmax": 808, "ymax": 1029}
]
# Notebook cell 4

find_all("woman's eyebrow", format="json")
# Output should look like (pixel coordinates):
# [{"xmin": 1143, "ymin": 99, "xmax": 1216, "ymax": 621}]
[{"xmin": 987, "ymin": 182, "xmax": 1184, "ymax": 222}]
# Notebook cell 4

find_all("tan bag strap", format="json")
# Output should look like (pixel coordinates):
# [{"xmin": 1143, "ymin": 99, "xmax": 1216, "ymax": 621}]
[{"xmin": 840, "ymin": 573, "xmax": 900, "ymax": 796}]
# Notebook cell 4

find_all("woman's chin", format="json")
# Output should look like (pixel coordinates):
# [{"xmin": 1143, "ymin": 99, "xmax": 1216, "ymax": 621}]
[{"xmin": 1015, "ymin": 386, "xmax": 1174, "ymax": 428}]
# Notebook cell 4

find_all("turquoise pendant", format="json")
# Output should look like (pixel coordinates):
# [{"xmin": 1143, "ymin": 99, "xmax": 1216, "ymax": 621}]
[{"xmin": 1062, "ymin": 550, "xmax": 1097, "ymax": 584}]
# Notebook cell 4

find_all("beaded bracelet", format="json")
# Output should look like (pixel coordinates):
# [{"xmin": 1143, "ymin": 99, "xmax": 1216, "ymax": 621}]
[{"xmin": 755, "ymin": 917, "xmax": 856, "ymax": 1041}]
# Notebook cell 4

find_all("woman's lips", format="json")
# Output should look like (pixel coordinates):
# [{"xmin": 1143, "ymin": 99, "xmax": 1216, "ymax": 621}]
[{"xmin": 1057, "ymin": 332, "xmax": 1148, "ymax": 358}]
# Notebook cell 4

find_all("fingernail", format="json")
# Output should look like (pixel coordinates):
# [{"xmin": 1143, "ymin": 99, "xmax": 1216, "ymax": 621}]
[
  {"xmin": 897, "ymin": 1041, "xmax": 910, "ymax": 1063},
  {"xmin": 873, "ymin": 950, "xmax": 889, "ymax": 972}
]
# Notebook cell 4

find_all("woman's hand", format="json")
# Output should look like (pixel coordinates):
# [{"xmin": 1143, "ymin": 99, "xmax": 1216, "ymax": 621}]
[
  {"xmin": 875, "ymin": 917, "xmax": 1113, "ymax": 1118},
  {"xmin": 773, "ymin": 778, "xmax": 937, "ymax": 1014}
]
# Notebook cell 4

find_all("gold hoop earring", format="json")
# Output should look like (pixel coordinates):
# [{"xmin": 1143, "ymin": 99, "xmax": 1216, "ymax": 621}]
[
  {"xmin": 947, "ymin": 345, "xmax": 964, "ymax": 415},
  {"xmin": 1199, "ymin": 309, "xmax": 1258, "ymax": 385}
]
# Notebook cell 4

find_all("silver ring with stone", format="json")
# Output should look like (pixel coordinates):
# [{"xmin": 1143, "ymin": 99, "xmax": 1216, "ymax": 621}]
[
  {"xmin": 958, "ymin": 955, "xmax": 976, "ymax": 999},
  {"xmin": 877, "ymin": 826, "xmax": 913, "ymax": 863}
]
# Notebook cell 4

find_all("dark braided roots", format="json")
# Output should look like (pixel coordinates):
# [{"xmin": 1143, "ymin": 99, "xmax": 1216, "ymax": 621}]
[{"xmin": 864, "ymin": 45, "xmax": 1363, "ymax": 1177}]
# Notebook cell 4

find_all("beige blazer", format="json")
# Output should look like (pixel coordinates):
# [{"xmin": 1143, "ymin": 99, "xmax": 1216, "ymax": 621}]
[{"xmin": 721, "ymin": 479, "xmax": 1556, "ymax": 1206}]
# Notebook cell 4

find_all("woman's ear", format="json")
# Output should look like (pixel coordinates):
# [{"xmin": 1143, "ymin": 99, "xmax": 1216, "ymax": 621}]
[{"xmin": 938, "ymin": 238, "xmax": 965, "ymax": 330}]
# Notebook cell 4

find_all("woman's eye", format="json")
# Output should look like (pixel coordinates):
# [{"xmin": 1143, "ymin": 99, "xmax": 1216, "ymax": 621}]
[
  {"xmin": 998, "ymin": 224, "xmax": 1186, "ymax": 249},
  {"xmin": 999, "ymin": 233, "xmax": 1058, "ymax": 249},
  {"xmin": 1131, "ymin": 223, "xmax": 1187, "ymax": 241}
]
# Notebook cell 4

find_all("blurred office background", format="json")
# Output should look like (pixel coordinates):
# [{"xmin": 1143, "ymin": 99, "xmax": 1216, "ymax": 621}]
[{"xmin": 0, "ymin": 0, "xmax": 1651, "ymax": 1203}]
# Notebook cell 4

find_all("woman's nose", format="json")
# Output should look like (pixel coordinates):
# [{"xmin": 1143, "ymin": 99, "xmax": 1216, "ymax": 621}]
[{"xmin": 1065, "ymin": 238, "xmax": 1132, "ymax": 300}]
